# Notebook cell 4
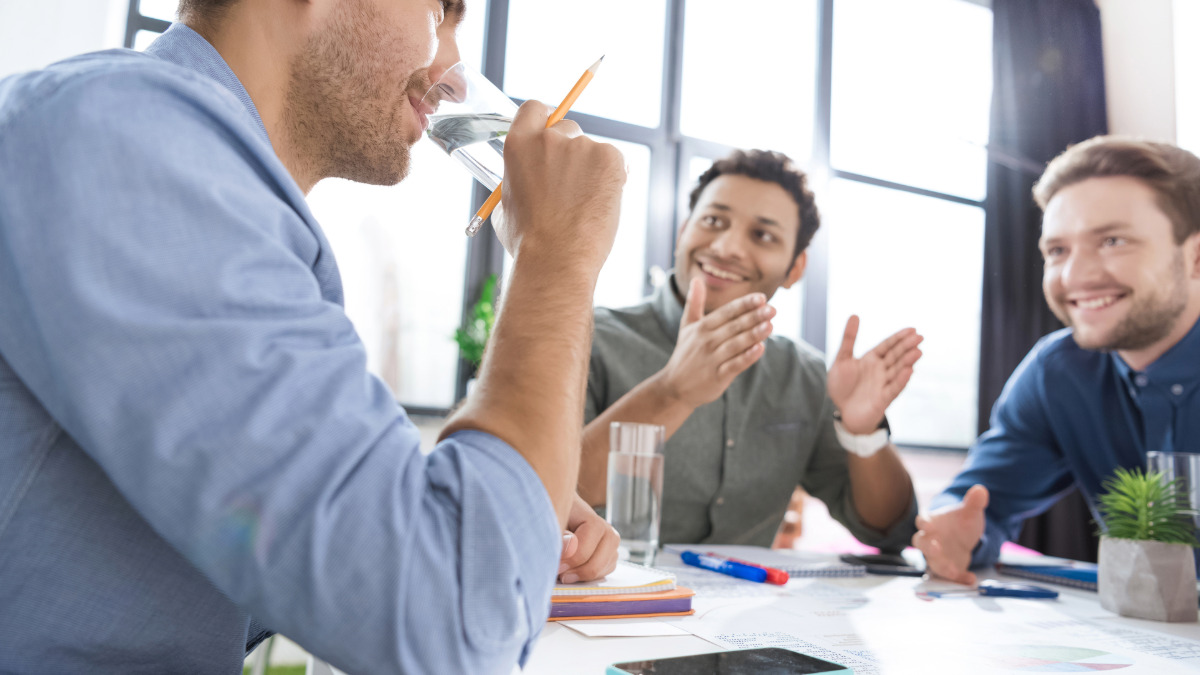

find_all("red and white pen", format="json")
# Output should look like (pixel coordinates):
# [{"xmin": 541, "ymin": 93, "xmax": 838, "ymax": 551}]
[{"xmin": 705, "ymin": 552, "xmax": 789, "ymax": 585}]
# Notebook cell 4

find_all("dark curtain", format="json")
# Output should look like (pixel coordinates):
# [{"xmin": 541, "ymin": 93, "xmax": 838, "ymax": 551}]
[{"xmin": 979, "ymin": 0, "xmax": 1108, "ymax": 562}]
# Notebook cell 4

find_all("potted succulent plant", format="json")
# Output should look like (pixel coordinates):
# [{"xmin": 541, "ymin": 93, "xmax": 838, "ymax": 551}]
[
  {"xmin": 453, "ymin": 274, "xmax": 497, "ymax": 393},
  {"xmin": 1096, "ymin": 467, "xmax": 1199, "ymax": 622}
]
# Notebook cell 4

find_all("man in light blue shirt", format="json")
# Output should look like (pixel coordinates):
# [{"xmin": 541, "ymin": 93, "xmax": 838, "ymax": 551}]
[{"xmin": 0, "ymin": 0, "xmax": 625, "ymax": 672}]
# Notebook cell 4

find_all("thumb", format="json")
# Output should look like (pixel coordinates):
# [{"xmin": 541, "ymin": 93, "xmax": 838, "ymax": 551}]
[
  {"xmin": 560, "ymin": 531, "xmax": 578, "ymax": 561},
  {"xmin": 963, "ymin": 484, "xmax": 989, "ymax": 513},
  {"xmin": 681, "ymin": 276, "xmax": 706, "ymax": 328}
]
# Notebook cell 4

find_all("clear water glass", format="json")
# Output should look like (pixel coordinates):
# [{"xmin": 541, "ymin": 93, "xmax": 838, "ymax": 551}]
[{"xmin": 606, "ymin": 422, "xmax": 665, "ymax": 566}]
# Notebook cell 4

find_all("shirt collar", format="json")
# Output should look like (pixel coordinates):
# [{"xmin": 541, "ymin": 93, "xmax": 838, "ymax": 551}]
[
  {"xmin": 1111, "ymin": 314, "xmax": 1200, "ymax": 388},
  {"xmin": 649, "ymin": 274, "xmax": 687, "ymax": 343},
  {"xmin": 145, "ymin": 23, "xmax": 271, "ymax": 147}
]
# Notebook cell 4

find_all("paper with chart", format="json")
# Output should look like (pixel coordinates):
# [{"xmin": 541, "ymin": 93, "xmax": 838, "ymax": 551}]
[{"xmin": 676, "ymin": 575, "xmax": 1200, "ymax": 674}]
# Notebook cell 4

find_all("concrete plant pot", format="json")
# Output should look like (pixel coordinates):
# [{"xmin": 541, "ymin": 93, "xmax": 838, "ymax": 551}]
[{"xmin": 1099, "ymin": 537, "xmax": 1198, "ymax": 622}]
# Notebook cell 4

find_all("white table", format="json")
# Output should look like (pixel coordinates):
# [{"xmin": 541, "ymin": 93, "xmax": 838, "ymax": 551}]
[{"xmin": 522, "ymin": 550, "xmax": 1200, "ymax": 674}]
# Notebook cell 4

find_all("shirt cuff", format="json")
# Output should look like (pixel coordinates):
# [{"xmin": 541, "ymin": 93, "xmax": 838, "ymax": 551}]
[
  {"xmin": 442, "ymin": 430, "xmax": 561, "ymax": 667},
  {"xmin": 836, "ymin": 488, "xmax": 919, "ymax": 553}
]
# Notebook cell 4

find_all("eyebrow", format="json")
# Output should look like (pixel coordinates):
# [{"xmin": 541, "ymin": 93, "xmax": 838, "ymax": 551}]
[
  {"xmin": 1040, "ymin": 222, "xmax": 1133, "ymax": 247},
  {"xmin": 446, "ymin": 0, "xmax": 466, "ymax": 24},
  {"xmin": 706, "ymin": 202, "xmax": 783, "ymax": 228}
]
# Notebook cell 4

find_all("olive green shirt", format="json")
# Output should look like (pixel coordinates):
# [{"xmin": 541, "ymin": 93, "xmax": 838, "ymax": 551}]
[{"xmin": 585, "ymin": 278, "xmax": 916, "ymax": 550}]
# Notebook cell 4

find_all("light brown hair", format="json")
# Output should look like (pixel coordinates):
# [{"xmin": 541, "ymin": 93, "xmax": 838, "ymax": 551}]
[{"xmin": 1034, "ymin": 136, "xmax": 1200, "ymax": 244}]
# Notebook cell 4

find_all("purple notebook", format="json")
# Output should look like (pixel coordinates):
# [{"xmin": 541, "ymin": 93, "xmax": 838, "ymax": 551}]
[{"xmin": 549, "ymin": 595, "xmax": 693, "ymax": 619}]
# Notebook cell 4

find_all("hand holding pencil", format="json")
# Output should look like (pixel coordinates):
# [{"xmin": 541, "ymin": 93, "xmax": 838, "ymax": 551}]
[
  {"xmin": 490, "ymin": 75, "xmax": 625, "ymax": 273},
  {"xmin": 467, "ymin": 56, "xmax": 608, "ymax": 237}
]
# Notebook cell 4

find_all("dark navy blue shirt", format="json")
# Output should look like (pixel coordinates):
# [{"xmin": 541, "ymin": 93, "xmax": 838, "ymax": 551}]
[{"xmin": 933, "ymin": 316, "xmax": 1200, "ymax": 568}]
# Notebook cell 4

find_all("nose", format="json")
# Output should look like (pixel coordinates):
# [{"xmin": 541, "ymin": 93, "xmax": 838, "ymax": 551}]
[
  {"xmin": 1060, "ymin": 248, "xmax": 1102, "ymax": 289},
  {"xmin": 708, "ymin": 229, "xmax": 747, "ymax": 262},
  {"xmin": 427, "ymin": 27, "xmax": 464, "ymax": 99}
]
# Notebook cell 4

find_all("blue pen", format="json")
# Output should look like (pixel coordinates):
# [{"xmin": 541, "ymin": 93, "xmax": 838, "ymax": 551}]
[{"xmin": 680, "ymin": 551, "xmax": 768, "ymax": 583}]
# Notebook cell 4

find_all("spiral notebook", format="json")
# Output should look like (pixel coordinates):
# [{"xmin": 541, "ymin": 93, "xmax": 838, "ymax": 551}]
[
  {"xmin": 664, "ymin": 544, "xmax": 866, "ymax": 578},
  {"xmin": 552, "ymin": 561, "xmax": 677, "ymax": 597}
]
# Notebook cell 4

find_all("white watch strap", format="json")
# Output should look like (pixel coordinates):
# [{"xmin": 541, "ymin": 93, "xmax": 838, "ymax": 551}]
[{"xmin": 833, "ymin": 419, "xmax": 890, "ymax": 458}]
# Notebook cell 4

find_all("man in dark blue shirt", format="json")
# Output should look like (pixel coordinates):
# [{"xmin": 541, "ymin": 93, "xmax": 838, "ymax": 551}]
[{"xmin": 913, "ymin": 137, "xmax": 1200, "ymax": 584}]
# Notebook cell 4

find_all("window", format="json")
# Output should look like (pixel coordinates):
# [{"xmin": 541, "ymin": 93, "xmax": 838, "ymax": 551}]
[
  {"xmin": 126, "ymin": 0, "xmax": 995, "ymax": 443},
  {"xmin": 824, "ymin": 180, "xmax": 985, "ymax": 447},
  {"xmin": 1176, "ymin": 0, "xmax": 1199, "ymax": 155},
  {"xmin": 504, "ymin": 0, "xmax": 666, "ymax": 128}
]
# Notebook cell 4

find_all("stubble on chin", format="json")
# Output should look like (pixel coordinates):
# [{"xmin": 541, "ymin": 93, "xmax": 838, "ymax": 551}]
[{"xmin": 283, "ymin": 0, "xmax": 419, "ymax": 187}]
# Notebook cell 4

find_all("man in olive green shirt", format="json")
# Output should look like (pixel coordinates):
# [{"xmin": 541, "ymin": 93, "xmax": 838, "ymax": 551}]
[{"xmin": 579, "ymin": 150, "xmax": 920, "ymax": 550}]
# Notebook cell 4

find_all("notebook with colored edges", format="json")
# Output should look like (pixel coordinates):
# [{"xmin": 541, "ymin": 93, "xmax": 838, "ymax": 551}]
[
  {"xmin": 549, "ymin": 586, "xmax": 695, "ymax": 621},
  {"xmin": 553, "ymin": 561, "xmax": 676, "ymax": 596},
  {"xmin": 665, "ymin": 544, "xmax": 865, "ymax": 578}
]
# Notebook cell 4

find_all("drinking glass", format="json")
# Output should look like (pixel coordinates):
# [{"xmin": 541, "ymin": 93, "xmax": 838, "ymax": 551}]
[
  {"xmin": 1146, "ymin": 451, "xmax": 1200, "ymax": 574},
  {"xmin": 607, "ymin": 422, "xmax": 665, "ymax": 566},
  {"xmin": 421, "ymin": 62, "xmax": 517, "ymax": 192}
]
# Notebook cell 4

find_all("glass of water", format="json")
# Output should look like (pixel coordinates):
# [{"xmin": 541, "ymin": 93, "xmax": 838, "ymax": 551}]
[
  {"xmin": 607, "ymin": 422, "xmax": 665, "ymax": 566},
  {"xmin": 1146, "ymin": 451, "xmax": 1200, "ymax": 575},
  {"xmin": 420, "ymin": 62, "xmax": 517, "ymax": 191}
]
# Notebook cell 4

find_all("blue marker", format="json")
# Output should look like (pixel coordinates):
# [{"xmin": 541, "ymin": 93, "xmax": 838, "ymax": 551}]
[{"xmin": 680, "ymin": 551, "xmax": 768, "ymax": 583}]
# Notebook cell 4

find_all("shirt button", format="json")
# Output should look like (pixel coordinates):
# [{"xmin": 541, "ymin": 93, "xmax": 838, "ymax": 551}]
[
  {"xmin": 726, "ymin": 438, "xmax": 735, "ymax": 448},
  {"xmin": 1135, "ymin": 375, "xmax": 1149, "ymax": 387},
  {"xmin": 716, "ymin": 497, "xmax": 725, "ymax": 506},
  {"xmin": 1172, "ymin": 384, "xmax": 1185, "ymax": 396}
]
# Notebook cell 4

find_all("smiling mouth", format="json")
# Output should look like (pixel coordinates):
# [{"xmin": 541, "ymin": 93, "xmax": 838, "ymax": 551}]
[
  {"xmin": 699, "ymin": 261, "xmax": 747, "ymax": 282},
  {"xmin": 1069, "ymin": 293, "xmax": 1126, "ymax": 310}
]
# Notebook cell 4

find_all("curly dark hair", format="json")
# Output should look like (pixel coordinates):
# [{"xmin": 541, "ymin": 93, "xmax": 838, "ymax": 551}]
[{"xmin": 688, "ymin": 149, "xmax": 821, "ymax": 260}]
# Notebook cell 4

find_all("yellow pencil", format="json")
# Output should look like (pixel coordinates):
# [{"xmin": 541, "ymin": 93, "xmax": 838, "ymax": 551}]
[{"xmin": 465, "ymin": 55, "xmax": 605, "ymax": 237}]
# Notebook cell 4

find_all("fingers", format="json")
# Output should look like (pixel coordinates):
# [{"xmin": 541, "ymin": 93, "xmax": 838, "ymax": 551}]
[
  {"xmin": 559, "ymin": 532, "xmax": 578, "ymax": 568},
  {"xmin": 509, "ymin": 99, "xmax": 552, "ymax": 137},
  {"xmin": 836, "ymin": 315, "xmax": 860, "ymax": 362},
  {"xmin": 964, "ymin": 484, "xmax": 989, "ymax": 511},
  {"xmin": 912, "ymin": 531, "xmax": 976, "ymax": 586},
  {"xmin": 559, "ymin": 518, "xmax": 621, "ymax": 583},
  {"xmin": 715, "ymin": 341, "xmax": 766, "ymax": 380},
  {"xmin": 702, "ymin": 292, "xmax": 768, "ymax": 334},
  {"xmin": 680, "ymin": 277, "xmax": 706, "ymax": 329},
  {"xmin": 548, "ymin": 117, "xmax": 584, "ymax": 139}
]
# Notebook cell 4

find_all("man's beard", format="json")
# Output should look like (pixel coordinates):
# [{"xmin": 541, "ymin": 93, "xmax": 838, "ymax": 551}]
[
  {"xmin": 282, "ymin": 0, "xmax": 426, "ymax": 186},
  {"xmin": 1052, "ymin": 252, "xmax": 1189, "ymax": 352}
]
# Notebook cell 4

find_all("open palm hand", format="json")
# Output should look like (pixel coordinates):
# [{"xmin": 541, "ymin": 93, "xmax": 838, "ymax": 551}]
[{"xmin": 827, "ymin": 316, "xmax": 923, "ymax": 434}]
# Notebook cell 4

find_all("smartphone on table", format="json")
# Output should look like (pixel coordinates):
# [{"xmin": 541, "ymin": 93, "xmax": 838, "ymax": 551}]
[{"xmin": 607, "ymin": 647, "xmax": 852, "ymax": 674}]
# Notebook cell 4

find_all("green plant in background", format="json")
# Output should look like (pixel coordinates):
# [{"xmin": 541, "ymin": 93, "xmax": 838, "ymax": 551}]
[
  {"xmin": 1096, "ymin": 467, "xmax": 1200, "ymax": 546},
  {"xmin": 453, "ymin": 273, "xmax": 497, "ymax": 369}
]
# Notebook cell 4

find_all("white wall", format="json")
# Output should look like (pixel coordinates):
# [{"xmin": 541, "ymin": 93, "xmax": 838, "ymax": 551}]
[
  {"xmin": 1096, "ymin": 0, "xmax": 1177, "ymax": 142},
  {"xmin": 0, "ymin": 0, "xmax": 128, "ymax": 79}
]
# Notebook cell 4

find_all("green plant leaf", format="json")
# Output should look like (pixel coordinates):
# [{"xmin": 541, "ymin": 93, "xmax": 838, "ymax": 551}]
[
  {"xmin": 451, "ymin": 274, "xmax": 499, "ymax": 369},
  {"xmin": 1096, "ymin": 467, "xmax": 1200, "ymax": 547}
]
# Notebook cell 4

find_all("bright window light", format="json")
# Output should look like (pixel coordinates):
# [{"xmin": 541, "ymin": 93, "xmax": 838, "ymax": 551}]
[
  {"xmin": 824, "ymin": 179, "xmax": 985, "ymax": 448},
  {"xmin": 831, "ymin": 0, "xmax": 993, "ymax": 200},
  {"xmin": 504, "ymin": 0, "xmax": 667, "ymax": 128},
  {"xmin": 680, "ymin": 0, "xmax": 819, "ymax": 163}
]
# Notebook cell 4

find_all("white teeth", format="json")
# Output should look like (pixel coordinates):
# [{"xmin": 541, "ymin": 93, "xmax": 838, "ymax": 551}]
[
  {"xmin": 1075, "ymin": 296, "xmax": 1118, "ymax": 310},
  {"xmin": 700, "ymin": 263, "xmax": 743, "ymax": 281}
]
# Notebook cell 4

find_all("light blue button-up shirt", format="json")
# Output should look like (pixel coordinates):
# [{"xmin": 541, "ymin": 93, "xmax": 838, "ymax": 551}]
[{"xmin": 0, "ymin": 24, "xmax": 560, "ymax": 674}]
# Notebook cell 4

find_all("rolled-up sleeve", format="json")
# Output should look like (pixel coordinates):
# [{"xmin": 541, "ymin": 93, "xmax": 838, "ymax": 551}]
[{"xmin": 0, "ymin": 64, "xmax": 560, "ymax": 672}]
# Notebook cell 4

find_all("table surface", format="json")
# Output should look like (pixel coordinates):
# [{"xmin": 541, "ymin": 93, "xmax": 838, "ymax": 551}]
[
  {"xmin": 313, "ymin": 548, "xmax": 1200, "ymax": 675},
  {"xmin": 521, "ymin": 549, "xmax": 1200, "ymax": 675}
]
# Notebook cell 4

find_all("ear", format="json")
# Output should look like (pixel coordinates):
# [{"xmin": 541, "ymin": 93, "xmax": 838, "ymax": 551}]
[
  {"xmin": 1188, "ymin": 232, "xmax": 1200, "ymax": 280},
  {"xmin": 782, "ymin": 251, "xmax": 807, "ymax": 289}
]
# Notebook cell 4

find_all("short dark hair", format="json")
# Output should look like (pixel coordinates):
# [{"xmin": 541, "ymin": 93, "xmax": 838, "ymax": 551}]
[
  {"xmin": 1034, "ymin": 136, "xmax": 1200, "ymax": 244},
  {"xmin": 688, "ymin": 149, "xmax": 820, "ymax": 260},
  {"xmin": 177, "ymin": 0, "xmax": 239, "ymax": 24}
]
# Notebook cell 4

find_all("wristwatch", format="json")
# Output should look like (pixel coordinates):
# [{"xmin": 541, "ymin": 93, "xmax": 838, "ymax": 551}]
[{"xmin": 832, "ymin": 410, "xmax": 890, "ymax": 458}]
